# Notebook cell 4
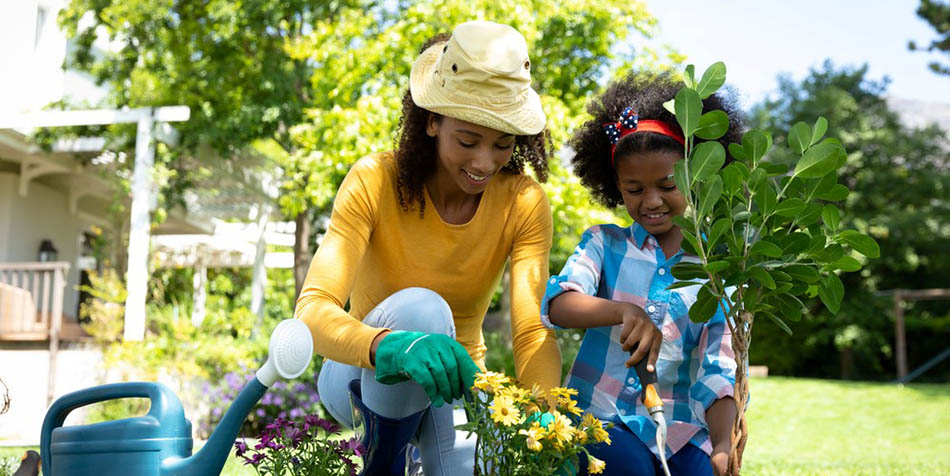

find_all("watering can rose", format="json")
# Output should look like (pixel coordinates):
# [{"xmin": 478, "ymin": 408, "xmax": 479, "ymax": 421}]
[{"xmin": 459, "ymin": 371, "xmax": 610, "ymax": 475}]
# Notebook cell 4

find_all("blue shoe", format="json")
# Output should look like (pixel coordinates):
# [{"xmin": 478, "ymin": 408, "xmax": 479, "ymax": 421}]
[{"xmin": 349, "ymin": 379, "xmax": 427, "ymax": 476}]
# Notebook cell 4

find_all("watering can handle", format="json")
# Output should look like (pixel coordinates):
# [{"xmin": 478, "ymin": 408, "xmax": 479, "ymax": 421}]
[{"xmin": 41, "ymin": 382, "xmax": 185, "ymax": 476}]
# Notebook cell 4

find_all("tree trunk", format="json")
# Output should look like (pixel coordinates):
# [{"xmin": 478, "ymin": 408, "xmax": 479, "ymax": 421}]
[
  {"xmin": 293, "ymin": 211, "xmax": 311, "ymax": 300},
  {"xmin": 728, "ymin": 310, "xmax": 753, "ymax": 476}
]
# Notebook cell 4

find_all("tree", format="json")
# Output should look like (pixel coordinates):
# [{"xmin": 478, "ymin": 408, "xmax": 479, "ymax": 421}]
[
  {"xmin": 909, "ymin": 0, "xmax": 950, "ymax": 76},
  {"xmin": 749, "ymin": 61, "xmax": 950, "ymax": 381}
]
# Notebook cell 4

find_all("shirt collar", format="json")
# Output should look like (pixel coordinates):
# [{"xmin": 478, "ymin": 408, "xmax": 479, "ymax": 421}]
[{"xmin": 632, "ymin": 222, "xmax": 650, "ymax": 249}]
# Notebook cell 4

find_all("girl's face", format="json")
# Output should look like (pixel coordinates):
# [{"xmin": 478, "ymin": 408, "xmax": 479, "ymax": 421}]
[
  {"xmin": 427, "ymin": 115, "xmax": 516, "ymax": 195},
  {"xmin": 615, "ymin": 149, "xmax": 687, "ymax": 238}
]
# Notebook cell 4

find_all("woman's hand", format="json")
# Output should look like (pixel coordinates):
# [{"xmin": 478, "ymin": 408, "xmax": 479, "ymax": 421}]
[
  {"xmin": 618, "ymin": 303, "xmax": 662, "ymax": 370},
  {"xmin": 710, "ymin": 443, "xmax": 730, "ymax": 476}
]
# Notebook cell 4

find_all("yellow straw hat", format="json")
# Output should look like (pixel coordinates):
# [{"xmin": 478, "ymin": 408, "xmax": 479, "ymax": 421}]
[{"xmin": 409, "ymin": 20, "xmax": 546, "ymax": 136}]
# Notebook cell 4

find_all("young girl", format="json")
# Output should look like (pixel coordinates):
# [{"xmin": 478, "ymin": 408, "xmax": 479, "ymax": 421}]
[{"xmin": 541, "ymin": 72, "xmax": 743, "ymax": 476}]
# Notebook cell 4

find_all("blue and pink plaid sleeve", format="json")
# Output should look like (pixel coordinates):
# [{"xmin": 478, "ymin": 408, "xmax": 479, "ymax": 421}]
[
  {"xmin": 540, "ymin": 226, "xmax": 605, "ymax": 329},
  {"xmin": 689, "ymin": 304, "xmax": 737, "ymax": 413}
]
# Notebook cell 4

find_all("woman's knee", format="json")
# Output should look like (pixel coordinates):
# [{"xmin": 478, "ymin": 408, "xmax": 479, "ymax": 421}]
[{"xmin": 369, "ymin": 287, "xmax": 455, "ymax": 337}]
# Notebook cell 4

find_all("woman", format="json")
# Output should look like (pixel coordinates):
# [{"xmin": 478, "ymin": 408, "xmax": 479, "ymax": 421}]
[{"xmin": 294, "ymin": 20, "xmax": 561, "ymax": 476}]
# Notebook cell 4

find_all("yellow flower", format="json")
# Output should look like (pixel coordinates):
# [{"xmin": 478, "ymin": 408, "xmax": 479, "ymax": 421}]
[
  {"xmin": 519, "ymin": 424, "xmax": 546, "ymax": 452},
  {"xmin": 488, "ymin": 395, "xmax": 522, "ymax": 426},
  {"xmin": 474, "ymin": 371, "xmax": 510, "ymax": 393},
  {"xmin": 581, "ymin": 412, "xmax": 611, "ymax": 444},
  {"xmin": 558, "ymin": 397, "xmax": 583, "ymax": 416},
  {"xmin": 528, "ymin": 383, "xmax": 546, "ymax": 401},
  {"xmin": 581, "ymin": 412, "xmax": 601, "ymax": 430},
  {"xmin": 545, "ymin": 411, "xmax": 574, "ymax": 445},
  {"xmin": 574, "ymin": 428, "xmax": 588, "ymax": 444},
  {"xmin": 588, "ymin": 456, "xmax": 606, "ymax": 474},
  {"xmin": 499, "ymin": 384, "xmax": 530, "ymax": 403},
  {"xmin": 592, "ymin": 426, "xmax": 611, "ymax": 445},
  {"xmin": 548, "ymin": 387, "xmax": 579, "ymax": 400}
]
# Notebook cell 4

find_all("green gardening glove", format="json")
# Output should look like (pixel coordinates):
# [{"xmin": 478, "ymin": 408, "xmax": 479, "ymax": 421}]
[{"xmin": 375, "ymin": 331, "xmax": 479, "ymax": 407}]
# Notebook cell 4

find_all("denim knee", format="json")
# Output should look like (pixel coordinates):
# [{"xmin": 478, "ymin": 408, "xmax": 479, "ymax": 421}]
[{"xmin": 366, "ymin": 287, "xmax": 455, "ymax": 337}]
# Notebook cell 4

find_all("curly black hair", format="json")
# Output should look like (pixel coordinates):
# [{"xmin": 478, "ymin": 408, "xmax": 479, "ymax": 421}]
[
  {"xmin": 393, "ymin": 33, "xmax": 552, "ymax": 217},
  {"xmin": 569, "ymin": 71, "xmax": 744, "ymax": 208}
]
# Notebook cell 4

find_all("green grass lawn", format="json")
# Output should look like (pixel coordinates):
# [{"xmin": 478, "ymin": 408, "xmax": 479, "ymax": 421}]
[{"xmin": 5, "ymin": 377, "xmax": 948, "ymax": 475}]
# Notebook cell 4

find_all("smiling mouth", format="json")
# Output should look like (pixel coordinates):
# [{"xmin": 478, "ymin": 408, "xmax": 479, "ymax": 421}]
[
  {"xmin": 643, "ymin": 212, "xmax": 668, "ymax": 220},
  {"xmin": 463, "ymin": 170, "xmax": 490, "ymax": 183}
]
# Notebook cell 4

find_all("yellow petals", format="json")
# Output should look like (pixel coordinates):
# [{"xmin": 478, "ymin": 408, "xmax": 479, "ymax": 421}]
[
  {"xmin": 489, "ymin": 395, "xmax": 522, "ymax": 426},
  {"xmin": 546, "ymin": 411, "xmax": 575, "ymax": 444},
  {"xmin": 588, "ymin": 456, "xmax": 606, "ymax": 474},
  {"xmin": 474, "ymin": 371, "xmax": 511, "ymax": 393}
]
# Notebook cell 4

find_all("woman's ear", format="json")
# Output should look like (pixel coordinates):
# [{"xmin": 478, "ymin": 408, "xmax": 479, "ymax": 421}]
[{"xmin": 426, "ymin": 113, "xmax": 440, "ymax": 137}]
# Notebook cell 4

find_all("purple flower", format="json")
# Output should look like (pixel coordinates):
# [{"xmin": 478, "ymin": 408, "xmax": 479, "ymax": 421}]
[
  {"xmin": 243, "ymin": 452, "xmax": 265, "ymax": 466},
  {"xmin": 256, "ymin": 408, "xmax": 266, "ymax": 417},
  {"xmin": 234, "ymin": 440, "xmax": 248, "ymax": 457}
]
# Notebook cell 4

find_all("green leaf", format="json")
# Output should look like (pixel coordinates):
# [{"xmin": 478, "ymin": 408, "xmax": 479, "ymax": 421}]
[
  {"xmin": 793, "ymin": 142, "xmax": 839, "ymax": 179},
  {"xmin": 749, "ymin": 266, "xmax": 777, "ymax": 289},
  {"xmin": 672, "ymin": 262, "xmax": 707, "ymax": 280},
  {"xmin": 734, "ymin": 210, "xmax": 752, "ymax": 221},
  {"xmin": 818, "ymin": 273, "xmax": 845, "ymax": 314},
  {"xmin": 750, "ymin": 240, "xmax": 783, "ymax": 258},
  {"xmin": 754, "ymin": 181, "xmax": 777, "ymax": 216},
  {"xmin": 681, "ymin": 230, "xmax": 703, "ymax": 256},
  {"xmin": 763, "ymin": 163, "xmax": 789, "ymax": 176},
  {"xmin": 695, "ymin": 110, "xmax": 730, "ymax": 140},
  {"xmin": 672, "ymin": 216, "xmax": 694, "ymax": 233},
  {"xmin": 705, "ymin": 260, "xmax": 730, "ymax": 273},
  {"xmin": 782, "ymin": 232, "xmax": 811, "ymax": 254},
  {"xmin": 708, "ymin": 218, "xmax": 732, "ymax": 248},
  {"xmin": 684, "ymin": 64, "xmax": 697, "ymax": 88},
  {"xmin": 811, "ymin": 116, "xmax": 828, "ymax": 146},
  {"xmin": 774, "ymin": 198, "xmax": 806, "ymax": 217},
  {"xmin": 764, "ymin": 311, "xmax": 793, "ymax": 336},
  {"xmin": 728, "ymin": 143, "xmax": 749, "ymax": 162},
  {"xmin": 749, "ymin": 167, "xmax": 767, "ymax": 191},
  {"xmin": 788, "ymin": 121, "xmax": 811, "ymax": 155},
  {"xmin": 663, "ymin": 98, "xmax": 676, "ymax": 115},
  {"xmin": 838, "ymin": 230, "xmax": 880, "ymax": 258},
  {"xmin": 675, "ymin": 88, "xmax": 702, "ymax": 137},
  {"xmin": 818, "ymin": 243, "xmax": 845, "ymax": 262},
  {"xmin": 673, "ymin": 157, "xmax": 690, "ymax": 193},
  {"xmin": 822, "ymin": 204, "xmax": 840, "ymax": 231},
  {"xmin": 689, "ymin": 284, "xmax": 719, "ymax": 322},
  {"xmin": 691, "ymin": 141, "xmax": 727, "ymax": 181},
  {"xmin": 721, "ymin": 164, "xmax": 743, "ymax": 196},
  {"xmin": 798, "ymin": 203, "xmax": 824, "ymax": 226},
  {"xmin": 666, "ymin": 281, "xmax": 701, "ymax": 290},
  {"xmin": 819, "ymin": 184, "xmax": 850, "ymax": 201},
  {"xmin": 696, "ymin": 62, "xmax": 727, "ymax": 99},
  {"xmin": 742, "ymin": 130, "xmax": 770, "ymax": 163},
  {"xmin": 785, "ymin": 264, "xmax": 820, "ymax": 283},
  {"xmin": 698, "ymin": 175, "xmax": 723, "ymax": 218},
  {"xmin": 831, "ymin": 255, "xmax": 862, "ymax": 272}
]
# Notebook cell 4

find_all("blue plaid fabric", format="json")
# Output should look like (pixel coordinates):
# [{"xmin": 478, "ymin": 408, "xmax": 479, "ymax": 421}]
[{"xmin": 541, "ymin": 223, "xmax": 736, "ymax": 459}]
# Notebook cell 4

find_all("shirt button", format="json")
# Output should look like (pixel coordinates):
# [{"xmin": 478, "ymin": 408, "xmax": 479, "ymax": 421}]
[
  {"xmin": 619, "ymin": 409, "xmax": 627, "ymax": 416},
  {"xmin": 658, "ymin": 268, "xmax": 666, "ymax": 276},
  {"xmin": 647, "ymin": 305, "xmax": 656, "ymax": 313},
  {"xmin": 627, "ymin": 377, "xmax": 636, "ymax": 385}
]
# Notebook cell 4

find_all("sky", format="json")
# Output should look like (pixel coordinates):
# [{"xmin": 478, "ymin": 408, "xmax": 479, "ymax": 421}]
[{"xmin": 643, "ymin": 0, "xmax": 950, "ymax": 109}]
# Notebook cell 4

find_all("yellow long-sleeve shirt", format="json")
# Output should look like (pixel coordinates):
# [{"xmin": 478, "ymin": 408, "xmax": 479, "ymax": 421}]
[{"xmin": 294, "ymin": 153, "xmax": 561, "ymax": 389}]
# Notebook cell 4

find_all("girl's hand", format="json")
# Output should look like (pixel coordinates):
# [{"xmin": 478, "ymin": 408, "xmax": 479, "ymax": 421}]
[
  {"xmin": 618, "ymin": 303, "xmax": 662, "ymax": 370},
  {"xmin": 710, "ymin": 443, "xmax": 730, "ymax": 476}
]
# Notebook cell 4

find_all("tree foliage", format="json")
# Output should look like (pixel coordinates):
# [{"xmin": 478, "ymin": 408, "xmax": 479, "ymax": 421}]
[
  {"xmin": 750, "ymin": 61, "xmax": 950, "ymax": 380},
  {"xmin": 909, "ymin": 0, "xmax": 950, "ymax": 76}
]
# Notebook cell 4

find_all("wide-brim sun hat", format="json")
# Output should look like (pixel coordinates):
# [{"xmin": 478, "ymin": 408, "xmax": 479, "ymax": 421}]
[{"xmin": 409, "ymin": 20, "xmax": 546, "ymax": 136}]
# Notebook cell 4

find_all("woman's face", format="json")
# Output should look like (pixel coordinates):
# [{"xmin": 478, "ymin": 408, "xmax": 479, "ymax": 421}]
[
  {"xmin": 427, "ymin": 115, "xmax": 516, "ymax": 195},
  {"xmin": 615, "ymin": 149, "xmax": 687, "ymax": 238}
]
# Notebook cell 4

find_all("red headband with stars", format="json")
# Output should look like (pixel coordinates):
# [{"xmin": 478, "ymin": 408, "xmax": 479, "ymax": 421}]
[{"xmin": 603, "ymin": 107, "xmax": 686, "ymax": 166}]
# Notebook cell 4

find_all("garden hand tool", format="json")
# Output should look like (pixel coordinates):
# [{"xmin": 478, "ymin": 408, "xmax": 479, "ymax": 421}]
[
  {"xmin": 12, "ymin": 450, "xmax": 40, "ymax": 476},
  {"xmin": 40, "ymin": 319, "xmax": 312, "ymax": 476},
  {"xmin": 374, "ymin": 330, "xmax": 480, "ymax": 407},
  {"xmin": 634, "ymin": 358, "xmax": 671, "ymax": 476}
]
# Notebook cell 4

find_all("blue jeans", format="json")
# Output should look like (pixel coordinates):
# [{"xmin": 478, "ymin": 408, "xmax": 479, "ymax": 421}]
[
  {"xmin": 579, "ymin": 424, "xmax": 713, "ymax": 476},
  {"xmin": 316, "ymin": 287, "xmax": 476, "ymax": 476}
]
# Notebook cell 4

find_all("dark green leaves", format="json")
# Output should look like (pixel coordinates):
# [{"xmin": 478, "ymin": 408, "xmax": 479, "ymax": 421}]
[
  {"xmin": 742, "ymin": 130, "xmax": 771, "ymax": 163},
  {"xmin": 699, "ymin": 176, "xmax": 723, "ymax": 217},
  {"xmin": 696, "ymin": 62, "xmax": 727, "ymax": 99},
  {"xmin": 690, "ymin": 284, "xmax": 720, "ymax": 322},
  {"xmin": 675, "ymin": 88, "xmax": 702, "ymax": 137},
  {"xmin": 818, "ymin": 272, "xmax": 844, "ymax": 314},
  {"xmin": 750, "ymin": 240, "xmax": 783, "ymax": 258},
  {"xmin": 794, "ymin": 142, "xmax": 840, "ymax": 178},
  {"xmin": 789, "ymin": 122, "xmax": 811, "ymax": 155},
  {"xmin": 695, "ymin": 110, "xmax": 730, "ymax": 140},
  {"xmin": 838, "ymin": 230, "xmax": 880, "ymax": 258},
  {"xmin": 691, "ymin": 141, "xmax": 727, "ymax": 181}
]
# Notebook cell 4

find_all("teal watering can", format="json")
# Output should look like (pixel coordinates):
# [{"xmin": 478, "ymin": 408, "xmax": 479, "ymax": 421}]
[{"xmin": 40, "ymin": 319, "xmax": 313, "ymax": 476}]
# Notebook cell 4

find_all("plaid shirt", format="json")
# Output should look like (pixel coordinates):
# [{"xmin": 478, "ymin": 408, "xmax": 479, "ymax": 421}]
[{"xmin": 541, "ymin": 223, "xmax": 736, "ymax": 459}]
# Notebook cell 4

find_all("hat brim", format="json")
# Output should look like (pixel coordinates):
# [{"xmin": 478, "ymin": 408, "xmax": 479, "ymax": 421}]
[{"xmin": 409, "ymin": 42, "xmax": 546, "ymax": 136}]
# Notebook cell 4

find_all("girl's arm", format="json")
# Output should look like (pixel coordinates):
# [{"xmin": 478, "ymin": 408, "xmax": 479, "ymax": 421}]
[
  {"xmin": 549, "ymin": 292, "xmax": 661, "ymax": 369},
  {"xmin": 706, "ymin": 396, "xmax": 736, "ymax": 475}
]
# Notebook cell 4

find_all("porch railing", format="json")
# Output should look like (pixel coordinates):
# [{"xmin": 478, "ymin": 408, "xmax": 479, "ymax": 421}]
[{"xmin": 0, "ymin": 261, "xmax": 70, "ymax": 404}]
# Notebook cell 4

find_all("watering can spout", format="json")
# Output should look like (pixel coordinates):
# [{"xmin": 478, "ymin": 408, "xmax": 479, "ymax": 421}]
[{"xmin": 161, "ymin": 377, "xmax": 268, "ymax": 476}]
